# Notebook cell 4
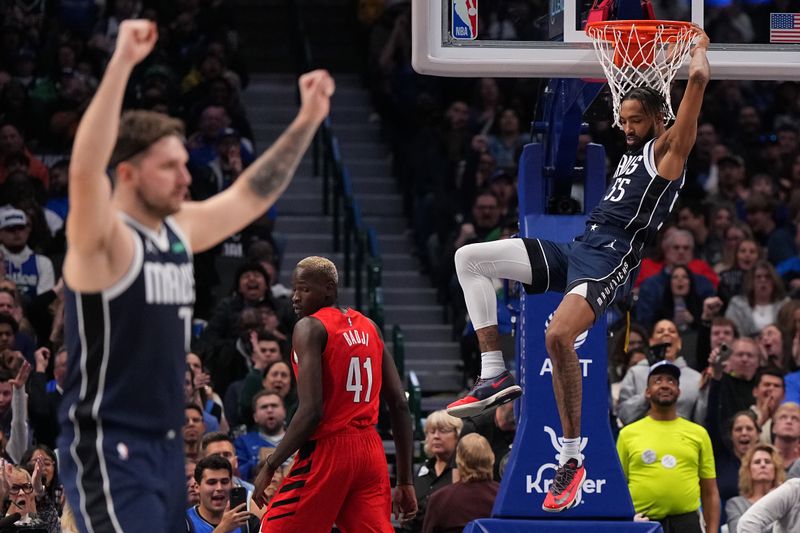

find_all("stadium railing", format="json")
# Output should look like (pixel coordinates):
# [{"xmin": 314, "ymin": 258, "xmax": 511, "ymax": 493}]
[
  {"xmin": 287, "ymin": 0, "xmax": 384, "ymax": 327},
  {"xmin": 407, "ymin": 370, "xmax": 424, "ymax": 443}
]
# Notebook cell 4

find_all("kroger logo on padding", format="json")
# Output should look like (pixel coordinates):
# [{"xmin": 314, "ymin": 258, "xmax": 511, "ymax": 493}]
[
  {"xmin": 544, "ymin": 313, "xmax": 588, "ymax": 349},
  {"xmin": 526, "ymin": 426, "xmax": 606, "ymax": 504}
]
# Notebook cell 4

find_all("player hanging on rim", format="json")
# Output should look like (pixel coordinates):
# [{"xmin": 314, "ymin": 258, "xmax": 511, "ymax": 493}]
[
  {"xmin": 59, "ymin": 20, "xmax": 334, "ymax": 532},
  {"xmin": 446, "ymin": 27, "xmax": 710, "ymax": 512},
  {"xmin": 252, "ymin": 256, "xmax": 417, "ymax": 532}
]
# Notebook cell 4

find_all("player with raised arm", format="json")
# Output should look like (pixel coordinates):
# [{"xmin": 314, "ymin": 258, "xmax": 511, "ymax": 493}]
[
  {"xmin": 446, "ymin": 27, "xmax": 710, "ymax": 512},
  {"xmin": 58, "ymin": 20, "xmax": 334, "ymax": 532},
  {"xmin": 252, "ymin": 256, "xmax": 417, "ymax": 532}
]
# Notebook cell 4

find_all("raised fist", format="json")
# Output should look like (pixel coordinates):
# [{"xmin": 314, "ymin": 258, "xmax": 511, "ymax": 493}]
[
  {"xmin": 114, "ymin": 20, "xmax": 158, "ymax": 66},
  {"xmin": 297, "ymin": 70, "xmax": 335, "ymax": 125}
]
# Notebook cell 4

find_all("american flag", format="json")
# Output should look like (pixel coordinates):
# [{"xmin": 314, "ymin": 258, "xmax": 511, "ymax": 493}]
[{"xmin": 770, "ymin": 13, "xmax": 800, "ymax": 43}]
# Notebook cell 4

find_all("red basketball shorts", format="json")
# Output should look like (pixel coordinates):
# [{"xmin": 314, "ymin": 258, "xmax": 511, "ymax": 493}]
[{"xmin": 260, "ymin": 427, "xmax": 393, "ymax": 532}]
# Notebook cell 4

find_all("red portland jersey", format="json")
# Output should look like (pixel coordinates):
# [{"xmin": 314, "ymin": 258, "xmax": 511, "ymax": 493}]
[{"xmin": 293, "ymin": 307, "xmax": 384, "ymax": 440}]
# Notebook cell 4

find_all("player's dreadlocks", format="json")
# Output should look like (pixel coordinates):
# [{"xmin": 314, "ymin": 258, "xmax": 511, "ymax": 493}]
[{"xmin": 621, "ymin": 86, "xmax": 670, "ymax": 124}]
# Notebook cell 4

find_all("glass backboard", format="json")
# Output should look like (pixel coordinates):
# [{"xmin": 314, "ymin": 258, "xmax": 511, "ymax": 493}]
[{"xmin": 413, "ymin": 0, "xmax": 800, "ymax": 79}]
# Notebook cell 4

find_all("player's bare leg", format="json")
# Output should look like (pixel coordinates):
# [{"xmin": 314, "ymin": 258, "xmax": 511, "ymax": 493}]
[
  {"xmin": 542, "ymin": 293, "xmax": 594, "ymax": 512},
  {"xmin": 475, "ymin": 326, "xmax": 500, "ymax": 354}
]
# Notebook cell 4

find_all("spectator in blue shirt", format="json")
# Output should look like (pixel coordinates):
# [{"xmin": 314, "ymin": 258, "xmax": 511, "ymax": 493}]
[{"xmin": 234, "ymin": 391, "xmax": 286, "ymax": 481}]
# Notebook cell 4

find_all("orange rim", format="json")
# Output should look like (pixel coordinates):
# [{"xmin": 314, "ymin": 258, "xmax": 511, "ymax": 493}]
[{"xmin": 585, "ymin": 20, "xmax": 697, "ymax": 41}]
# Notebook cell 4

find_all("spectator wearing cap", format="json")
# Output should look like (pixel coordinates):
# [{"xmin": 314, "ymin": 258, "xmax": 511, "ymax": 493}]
[
  {"xmin": 617, "ymin": 360, "xmax": 719, "ymax": 533},
  {"xmin": 746, "ymin": 193, "xmax": 796, "ymax": 265},
  {"xmin": 0, "ymin": 123, "xmax": 49, "ymax": 188},
  {"xmin": 617, "ymin": 319, "xmax": 704, "ymax": 426},
  {"xmin": 0, "ymin": 208, "xmax": 54, "ymax": 299}
]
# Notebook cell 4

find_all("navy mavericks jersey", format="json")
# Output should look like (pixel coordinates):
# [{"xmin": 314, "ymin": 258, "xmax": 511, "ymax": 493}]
[
  {"xmin": 60, "ymin": 215, "xmax": 194, "ymax": 435},
  {"xmin": 587, "ymin": 138, "xmax": 684, "ymax": 246}
]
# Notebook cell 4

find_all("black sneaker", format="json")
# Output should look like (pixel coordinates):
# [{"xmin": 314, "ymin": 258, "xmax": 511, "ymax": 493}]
[{"xmin": 446, "ymin": 370, "xmax": 522, "ymax": 418}]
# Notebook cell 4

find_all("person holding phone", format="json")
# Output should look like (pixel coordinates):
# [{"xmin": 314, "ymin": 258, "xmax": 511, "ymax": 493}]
[
  {"xmin": 707, "ymin": 337, "xmax": 761, "ymax": 442},
  {"xmin": 185, "ymin": 455, "xmax": 259, "ymax": 533}
]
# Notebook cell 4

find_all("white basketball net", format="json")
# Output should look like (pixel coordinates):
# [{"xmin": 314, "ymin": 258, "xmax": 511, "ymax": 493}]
[{"xmin": 586, "ymin": 22, "xmax": 698, "ymax": 128}]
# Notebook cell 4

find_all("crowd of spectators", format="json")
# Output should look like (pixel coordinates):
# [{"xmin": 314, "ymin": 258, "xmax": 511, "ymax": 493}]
[{"xmin": 1, "ymin": 0, "xmax": 799, "ymax": 530}]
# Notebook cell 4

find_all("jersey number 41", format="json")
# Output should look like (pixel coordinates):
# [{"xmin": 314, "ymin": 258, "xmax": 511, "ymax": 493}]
[{"xmin": 346, "ymin": 356, "xmax": 373, "ymax": 403}]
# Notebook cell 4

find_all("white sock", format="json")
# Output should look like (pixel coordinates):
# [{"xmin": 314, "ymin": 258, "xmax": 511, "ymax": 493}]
[
  {"xmin": 480, "ymin": 351, "xmax": 506, "ymax": 379},
  {"xmin": 560, "ymin": 437, "xmax": 582, "ymax": 466}
]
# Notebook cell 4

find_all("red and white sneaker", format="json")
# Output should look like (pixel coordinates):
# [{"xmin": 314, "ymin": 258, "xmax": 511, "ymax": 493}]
[
  {"xmin": 542, "ymin": 459, "xmax": 586, "ymax": 512},
  {"xmin": 446, "ymin": 370, "xmax": 522, "ymax": 418}
]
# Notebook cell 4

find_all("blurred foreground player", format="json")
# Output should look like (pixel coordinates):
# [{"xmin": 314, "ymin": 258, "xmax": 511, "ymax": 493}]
[
  {"xmin": 58, "ymin": 19, "xmax": 334, "ymax": 532},
  {"xmin": 447, "ymin": 29, "xmax": 711, "ymax": 512},
  {"xmin": 253, "ymin": 256, "xmax": 417, "ymax": 532}
]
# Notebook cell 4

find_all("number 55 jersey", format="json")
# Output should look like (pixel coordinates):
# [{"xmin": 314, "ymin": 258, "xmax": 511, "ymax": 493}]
[
  {"xmin": 296, "ymin": 307, "xmax": 384, "ymax": 440},
  {"xmin": 587, "ymin": 137, "xmax": 685, "ymax": 247},
  {"xmin": 519, "ymin": 137, "xmax": 684, "ymax": 319}
]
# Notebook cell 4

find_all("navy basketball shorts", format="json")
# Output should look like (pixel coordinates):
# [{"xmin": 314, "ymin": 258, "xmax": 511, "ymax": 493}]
[
  {"xmin": 58, "ymin": 425, "xmax": 185, "ymax": 533},
  {"xmin": 521, "ymin": 230, "xmax": 642, "ymax": 320}
]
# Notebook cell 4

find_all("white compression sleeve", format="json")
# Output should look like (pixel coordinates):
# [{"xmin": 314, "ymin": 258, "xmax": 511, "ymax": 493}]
[{"xmin": 454, "ymin": 238, "xmax": 534, "ymax": 330}]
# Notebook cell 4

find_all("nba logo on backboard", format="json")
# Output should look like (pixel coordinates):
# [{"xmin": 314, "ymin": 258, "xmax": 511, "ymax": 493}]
[{"xmin": 452, "ymin": 0, "xmax": 477, "ymax": 40}]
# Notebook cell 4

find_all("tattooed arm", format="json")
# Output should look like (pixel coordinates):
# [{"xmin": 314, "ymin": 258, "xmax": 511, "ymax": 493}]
[{"xmin": 175, "ymin": 70, "xmax": 335, "ymax": 253}]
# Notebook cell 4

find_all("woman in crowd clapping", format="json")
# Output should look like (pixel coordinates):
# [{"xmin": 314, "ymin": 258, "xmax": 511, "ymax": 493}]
[{"xmin": 21, "ymin": 445, "xmax": 61, "ymax": 533}]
